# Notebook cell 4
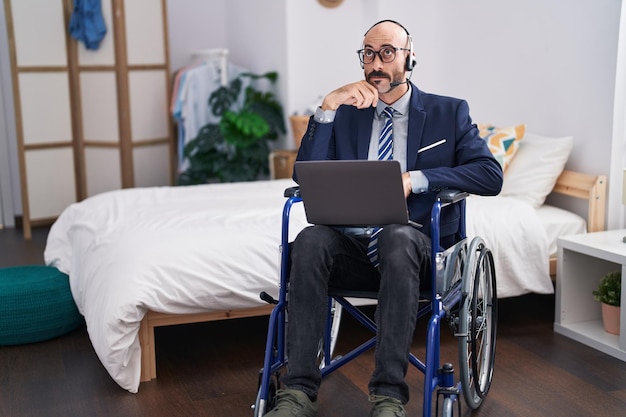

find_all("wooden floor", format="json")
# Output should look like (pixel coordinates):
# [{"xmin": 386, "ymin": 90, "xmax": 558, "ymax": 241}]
[{"xmin": 2, "ymin": 226, "xmax": 626, "ymax": 416}]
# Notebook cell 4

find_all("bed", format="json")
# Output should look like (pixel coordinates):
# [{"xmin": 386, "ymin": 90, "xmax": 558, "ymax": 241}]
[{"xmin": 43, "ymin": 131, "xmax": 606, "ymax": 393}]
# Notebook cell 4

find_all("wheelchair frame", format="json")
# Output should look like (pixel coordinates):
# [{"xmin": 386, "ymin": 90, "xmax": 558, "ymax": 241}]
[{"xmin": 254, "ymin": 188, "xmax": 497, "ymax": 417}]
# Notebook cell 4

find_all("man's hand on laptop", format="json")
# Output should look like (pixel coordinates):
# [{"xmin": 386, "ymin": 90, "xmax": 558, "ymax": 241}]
[
  {"xmin": 402, "ymin": 172, "xmax": 412, "ymax": 198},
  {"xmin": 321, "ymin": 81, "xmax": 379, "ymax": 111}
]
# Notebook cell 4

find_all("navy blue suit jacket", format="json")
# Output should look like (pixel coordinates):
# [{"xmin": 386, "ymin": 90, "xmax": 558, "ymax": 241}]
[{"xmin": 294, "ymin": 83, "xmax": 503, "ymax": 239}]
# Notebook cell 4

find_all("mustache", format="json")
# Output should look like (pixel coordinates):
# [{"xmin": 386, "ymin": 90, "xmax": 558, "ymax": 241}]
[{"xmin": 367, "ymin": 71, "xmax": 390, "ymax": 81}]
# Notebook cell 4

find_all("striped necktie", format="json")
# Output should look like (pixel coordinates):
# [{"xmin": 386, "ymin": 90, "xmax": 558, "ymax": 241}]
[{"xmin": 367, "ymin": 107, "xmax": 394, "ymax": 267}]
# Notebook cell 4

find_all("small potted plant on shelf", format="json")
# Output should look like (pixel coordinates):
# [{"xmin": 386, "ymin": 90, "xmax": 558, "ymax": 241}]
[{"xmin": 592, "ymin": 270, "xmax": 621, "ymax": 335}]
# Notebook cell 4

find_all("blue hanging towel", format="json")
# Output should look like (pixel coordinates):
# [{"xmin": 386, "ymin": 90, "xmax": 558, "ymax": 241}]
[{"xmin": 68, "ymin": 0, "xmax": 107, "ymax": 50}]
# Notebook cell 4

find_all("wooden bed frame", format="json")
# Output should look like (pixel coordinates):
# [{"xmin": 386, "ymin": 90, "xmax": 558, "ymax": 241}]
[
  {"xmin": 138, "ymin": 168, "xmax": 607, "ymax": 383},
  {"xmin": 139, "ymin": 305, "xmax": 274, "ymax": 381},
  {"xmin": 548, "ymin": 170, "xmax": 607, "ymax": 275}
]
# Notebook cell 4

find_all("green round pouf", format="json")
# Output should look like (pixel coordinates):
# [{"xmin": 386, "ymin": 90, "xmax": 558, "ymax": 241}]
[{"xmin": 0, "ymin": 265, "xmax": 83, "ymax": 345}]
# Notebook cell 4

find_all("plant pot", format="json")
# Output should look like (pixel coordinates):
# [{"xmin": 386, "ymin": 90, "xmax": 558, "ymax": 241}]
[{"xmin": 601, "ymin": 303, "xmax": 620, "ymax": 335}]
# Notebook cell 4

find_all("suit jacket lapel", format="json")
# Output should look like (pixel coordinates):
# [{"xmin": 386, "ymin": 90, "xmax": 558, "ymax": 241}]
[
  {"xmin": 406, "ymin": 86, "xmax": 426, "ymax": 170},
  {"xmin": 357, "ymin": 107, "xmax": 375, "ymax": 159}
]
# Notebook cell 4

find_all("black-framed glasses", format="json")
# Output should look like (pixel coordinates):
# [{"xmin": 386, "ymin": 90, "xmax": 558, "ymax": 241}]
[{"xmin": 356, "ymin": 46, "xmax": 410, "ymax": 65}]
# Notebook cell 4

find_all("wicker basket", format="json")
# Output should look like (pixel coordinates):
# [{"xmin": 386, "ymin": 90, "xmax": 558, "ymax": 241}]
[
  {"xmin": 289, "ymin": 115, "xmax": 310, "ymax": 148},
  {"xmin": 269, "ymin": 150, "xmax": 298, "ymax": 180}
]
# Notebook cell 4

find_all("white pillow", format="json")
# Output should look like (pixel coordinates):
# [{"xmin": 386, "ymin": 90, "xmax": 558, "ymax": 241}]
[{"xmin": 500, "ymin": 133, "xmax": 573, "ymax": 209}]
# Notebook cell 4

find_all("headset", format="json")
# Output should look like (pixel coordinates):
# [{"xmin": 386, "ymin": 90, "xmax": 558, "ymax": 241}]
[{"xmin": 362, "ymin": 19, "xmax": 416, "ymax": 72}]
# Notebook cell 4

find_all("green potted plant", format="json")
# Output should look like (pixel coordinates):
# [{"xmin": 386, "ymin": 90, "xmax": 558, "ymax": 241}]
[
  {"xmin": 592, "ymin": 270, "xmax": 621, "ymax": 335},
  {"xmin": 178, "ymin": 71, "xmax": 286, "ymax": 185}
]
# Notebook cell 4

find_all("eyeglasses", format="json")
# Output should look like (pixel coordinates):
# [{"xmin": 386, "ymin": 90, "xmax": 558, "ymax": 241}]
[{"xmin": 356, "ymin": 46, "xmax": 410, "ymax": 65}]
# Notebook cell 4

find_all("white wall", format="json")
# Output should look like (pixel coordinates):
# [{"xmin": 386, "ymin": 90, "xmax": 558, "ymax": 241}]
[
  {"xmin": 409, "ymin": 0, "xmax": 619, "ymax": 178},
  {"xmin": 0, "ymin": 0, "xmax": 18, "ymax": 226},
  {"xmin": 1, "ymin": 0, "xmax": 623, "ymax": 224},
  {"xmin": 285, "ymin": 0, "xmax": 368, "ymax": 118},
  {"xmin": 167, "ymin": 0, "xmax": 228, "ymax": 72},
  {"xmin": 0, "ymin": 62, "xmax": 14, "ymax": 227},
  {"xmin": 609, "ymin": 1, "xmax": 626, "ymax": 230}
]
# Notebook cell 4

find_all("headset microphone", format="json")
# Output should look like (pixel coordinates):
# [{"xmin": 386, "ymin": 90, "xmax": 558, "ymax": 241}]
[{"xmin": 389, "ymin": 79, "xmax": 409, "ymax": 88}]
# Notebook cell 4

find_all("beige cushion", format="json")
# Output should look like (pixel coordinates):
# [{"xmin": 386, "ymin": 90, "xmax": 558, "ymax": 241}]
[{"xmin": 500, "ymin": 132, "xmax": 574, "ymax": 208}]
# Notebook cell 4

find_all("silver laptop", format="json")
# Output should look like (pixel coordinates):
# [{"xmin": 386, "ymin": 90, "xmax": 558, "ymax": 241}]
[{"xmin": 295, "ymin": 160, "xmax": 420, "ymax": 228}]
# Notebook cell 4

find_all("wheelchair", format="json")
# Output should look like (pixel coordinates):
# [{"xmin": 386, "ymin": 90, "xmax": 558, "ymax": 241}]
[{"xmin": 253, "ymin": 187, "xmax": 497, "ymax": 417}]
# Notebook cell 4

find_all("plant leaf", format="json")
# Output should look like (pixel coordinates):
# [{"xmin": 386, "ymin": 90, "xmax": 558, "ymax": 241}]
[
  {"xmin": 208, "ymin": 78, "xmax": 242, "ymax": 116},
  {"xmin": 221, "ymin": 110, "xmax": 269, "ymax": 147}
]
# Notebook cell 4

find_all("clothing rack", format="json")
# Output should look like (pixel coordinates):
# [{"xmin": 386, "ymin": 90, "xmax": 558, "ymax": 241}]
[{"xmin": 190, "ymin": 48, "xmax": 229, "ymax": 86}]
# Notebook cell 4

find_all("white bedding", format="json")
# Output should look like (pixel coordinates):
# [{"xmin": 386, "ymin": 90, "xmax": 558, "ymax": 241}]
[
  {"xmin": 536, "ymin": 204, "xmax": 587, "ymax": 256},
  {"xmin": 44, "ymin": 180, "xmax": 557, "ymax": 393},
  {"xmin": 465, "ymin": 195, "xmax": 555, "ymax": 298},
  {"xmin": 45, "ymin": 179, "xmax": 309, "ymax": 393}
]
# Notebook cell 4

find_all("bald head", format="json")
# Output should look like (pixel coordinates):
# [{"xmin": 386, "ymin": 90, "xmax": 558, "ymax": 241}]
[{"xmin": 363, "ymin": 20, "xmax": 411, "ymax": 50}]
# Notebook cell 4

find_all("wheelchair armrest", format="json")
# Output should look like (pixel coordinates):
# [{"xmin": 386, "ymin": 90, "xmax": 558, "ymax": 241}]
[
  {"xmin": 284, "ymin": 186, "xmax": 301, "ymax": 198},
  {"xmin": 285, "ymin": 186, "xmax": 466, "ymax": 202},
  {"xmin": 437, "ymin": 189, "xmax": 469, "ymax": 204}
]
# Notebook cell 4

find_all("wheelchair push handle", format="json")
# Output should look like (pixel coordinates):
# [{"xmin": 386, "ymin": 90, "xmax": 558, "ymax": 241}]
[{"xmin": 259, "ymin": 291, "xmax": 278, "ymax": 305}]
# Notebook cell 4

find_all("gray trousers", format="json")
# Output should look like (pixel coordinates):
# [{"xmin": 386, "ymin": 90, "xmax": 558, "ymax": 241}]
[{"xmin": 282, "ymin": 224, "xmax": 431, "ymax": 404}]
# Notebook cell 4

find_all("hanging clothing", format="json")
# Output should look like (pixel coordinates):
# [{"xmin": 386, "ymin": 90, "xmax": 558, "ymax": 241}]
[
  {"xmin": 171, "ymin": 57, "xmax": 248, "ymax": 171},
  {"xmin": 68, "ymin": 0, "xmax": 107, "ymax": 50}
]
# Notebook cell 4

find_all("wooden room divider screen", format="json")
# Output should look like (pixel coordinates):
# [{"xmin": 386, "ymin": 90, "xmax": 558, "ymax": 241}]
[{"xmin": 4, "ymin": 0, "xmax": 174, "ymax": 239}]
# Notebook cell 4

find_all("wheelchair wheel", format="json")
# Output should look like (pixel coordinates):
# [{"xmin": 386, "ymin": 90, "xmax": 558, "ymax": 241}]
[{"xmin": 457, "ymin": 237, "xmax": 497, "ymax": 410}]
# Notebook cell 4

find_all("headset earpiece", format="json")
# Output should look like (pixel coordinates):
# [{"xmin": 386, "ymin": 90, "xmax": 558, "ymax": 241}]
[{"xmin": 405, "ymin": 34, "xmax": 416, "ymax": 71}]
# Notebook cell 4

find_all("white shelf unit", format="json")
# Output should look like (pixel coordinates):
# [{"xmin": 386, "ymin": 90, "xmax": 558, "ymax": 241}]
[{"xmin": 554, "ymin": 229, "xmax": 626, "ymax": 361}]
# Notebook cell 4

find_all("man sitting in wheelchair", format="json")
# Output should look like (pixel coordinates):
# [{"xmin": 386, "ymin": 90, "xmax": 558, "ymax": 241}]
[{"xmin": 265, "ymin": 19, "xmax": 503, "ymax": 417}]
